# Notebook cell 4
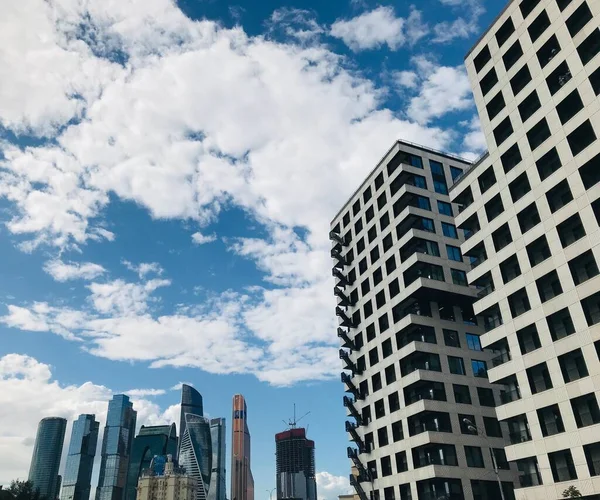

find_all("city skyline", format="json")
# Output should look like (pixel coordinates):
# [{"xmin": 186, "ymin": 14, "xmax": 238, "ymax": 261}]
[
  {"xmin": 231, "ymin": 395, "xmax": 254, "ymax": 500},
  {"xmin": 28, "ymin": 417, "xmax": 67, "ymax": 500}
]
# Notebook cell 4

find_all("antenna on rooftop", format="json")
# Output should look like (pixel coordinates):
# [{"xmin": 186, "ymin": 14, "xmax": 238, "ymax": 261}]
[{"xmin": 282, "ymin": 403, "xmax": 310, "ymax": 429}]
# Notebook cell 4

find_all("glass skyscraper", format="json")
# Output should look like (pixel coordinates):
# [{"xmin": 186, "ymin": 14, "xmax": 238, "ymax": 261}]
[
  {"xmin": 29, "ymin": 417, "xmax": 67, "ymax": 500},
  {"xmin": 207, "ymin": 419, "xmax": 226, "ymax": 500},
  {"xmin": 231, "ymin": 395, "xmax": 253, "ymax": 500},
  {"xmin": 178, "ymin": 413, "xmax": 212, "ymax": 500},
  {"xmin": 178, "ymin": 385, "xmax": 203, "ymax": 458},
  {"xmin": 96, "ymin": 395, "xmax": 137, "ymax": 500},
  {"xmin": 61, "ymin": 415, "xmax": 99, "ymax": 500},
  {"xmin": 124, "ymin": 424, "xmax": 177, "ymax": 500}
]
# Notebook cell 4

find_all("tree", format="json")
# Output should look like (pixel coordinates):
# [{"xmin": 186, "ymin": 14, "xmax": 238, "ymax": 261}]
[
  {"xmin": 0, "ymin": 481, "xmax": 42, "ymax": 500},
  {"xmin": 562, "ymin": 486, "xmax": 582, "ymax": 499}
]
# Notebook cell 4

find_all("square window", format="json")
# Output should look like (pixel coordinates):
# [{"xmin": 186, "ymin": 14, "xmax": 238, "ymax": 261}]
[
  {"xmin": 546, "ymin": 179, "xmax": 573, "ymax": 213},
  {"xmin": 518, "ymin": 90, "xmax": 541, "ymax": 123},
  {"xmin": 438, "ymin": 201, "xmax": 453, "ymax": 216},
  {"xmin": 487, "ymin": 92, "xmax": 506, "ymax": 120},
  {"xmin": 447, "ymin": 245, "xmax": 462, "ymax": 262},
  {"xmin": 385, "ymin": 256, "xmax": 396, "ymax": 275},
  {"xmin": 477, "ymin": 387, "xmax": 495, "ymax": 407},
  {"xmin": 536, "ymin": 147, "xmax": 562, "ymax": 181},
  {"xmin": 520, "ymin": 0, "xmax": 541, "ymax": 18},
  {"xmin": 501, "ymin": 143, "xmax": 522, "ymax": 173},
  {"xmin": 365, "ymin": 205, "xmax": 374, "ymax": 222},
  {"xmin": 454, "ymin": 384, "xmax": 472, "ymax": 404},
  {"xmin": 450, "ymin": 166, "xmax": 463, "ymax": 182},
  {"xmin": 442, "ymin": 222, "xmax": 458, "ymax": 239},
  {"xmin": 567, "ymin": 2, "xmax": 593, "ymax": 37},
  {"xmin": 377, "ymin": 192, "xmax": 387, "ymax": 210},
  {"xmin": 448, "ymin": 356, "xmax": 466, "ymax": 375},
  {"xmin": 503, "ymin": 41, "xmax": 524, "ymax": 71},
  {"xmin": 474, "ymin": 46, "xmax": 492, "ymax": 73},
  {"xmin": 466, "ymin": 333, "xmax": 482, "ymax": 351},
  {"xmin": 375, "ymin": 173, "xmax": 384, "ymax": 190},
  {"xmin": 518, "ymin": 202, "xmax": 541, "ymax": 233},
  {"xmin": 480, "ymin": 68, "xmax": 499, "ymax": 96},
  {"xmin": 451, "ymin": 269, "xmax": 468, "ymax": 286},
  {"xmin": 472, "ymin": 360, "xmax": 488, "ymax": 378},
  {"xmin": 577, "ymin": 28, "xmax": 600, "ymax": 66},
  {"xmin": 494, "ymin": 117, "xmax": 514, "ymax": 146},
  {"xmin": 496, "ymin": 17, "xmax": 515, "ymax": 47},
  {"xmin": 557, "ymin": 89, "xmax": 584, "ymax": 125},
  {"xmin": 527, "ymin": 118, "xmax": 551, "ymax": 150},
  {"xmin": 547, "ymin": 61, "xmax": 572, "ymax": 95},
  {"xmin": 568, "ymin": 119, "xmax": 597, "ymax": 157},
  {"xmin": 537, "ymin": 34, "xmax": 561, "ymax": 68},
  {"xmin": 444, "ymin": 329, "xmax": 460, "ymax": 348},
  {"xmin": 465, "ymin": 446, "xmax": 485, "ymax": 468},
  {"xmin": 547, "ymin": 307, "xmax": 575, "ymax": 341},
  {"xmin": 528, "ymin": 9, "xmax": 550, "ymax": 42},
  {"xmin": 352, "ymin": 199, "xmax": 361, "ymax": 216},
  {"xmin": 511, "ymin": 65, "xmax": 532, "ymax": 96}
]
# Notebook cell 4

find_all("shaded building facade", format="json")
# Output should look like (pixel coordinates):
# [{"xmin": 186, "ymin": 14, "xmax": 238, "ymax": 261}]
[
  {"xmin": 96, "ymin": 395, "xmax": 137, "ymax": 500},
  {"xmin": 178, "ymin": 414, "xmax": 212, "ymax": 500},
  {"xmin": 275, "ymin": 428, "xmax": 316, "ymax": 500},
  {"xmin": 208, "ymin": 419, "xmax": 226, "ymax": 500},
  {"xmin": 29, "ymin": 417, "xmax": 67, "ymax": 500},
  {"xmin": 231, "ymin": 395, "xmax": 253, "ymax": 500},
  {"xmin": 178, "ymin": 385, "xmax": 203, "ymax": 458},
  {"xmin": 61, "ymin": 414, "xmax": 99, "ymax": 500},
  {"xmin": 125, "ymin": 424, "xmax": 177, "ymax": 500}
]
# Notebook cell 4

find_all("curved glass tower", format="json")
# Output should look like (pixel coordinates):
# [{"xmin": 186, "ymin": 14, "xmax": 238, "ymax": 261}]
[
  {"xmin": 29, "ymin": 417, "xmax": 67, "ymax": 500},
  {"xmin": 124, "ymin": 424, "xmax": 177, "ymax": 500},
  {"xmin": 61, "ymin": 415, "xmax": 99, "ymax": 500},
  {"xmin": 96, "ymin": 395, "xmax": 137, "ymax": 500},
  {"xmin": 178, "ymin": 414, "xmax": 212, "ymax": 500},
  {"xmin": 207, "ymin": 419, "xmax": 226, "ymax": 500},
  {"xmin": 178, "ymin": 385, "xmax": 203, "ymax": 457}
]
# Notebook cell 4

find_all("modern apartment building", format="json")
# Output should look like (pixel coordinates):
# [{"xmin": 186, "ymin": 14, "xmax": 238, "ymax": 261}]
[
  {"xmin": 449, "ymin": 1, "xmax": 600, "ymax": 499},
  {"xmin": 28, "ymin": 417, "xmax": 67, "ymax": 500},
  {"xmin": 61, "ymin": 414, "xmax": 99, "ymax": 500},
  {"xmin": 330, "ymin": 142, "xmax": 519, "ymax": 500}
]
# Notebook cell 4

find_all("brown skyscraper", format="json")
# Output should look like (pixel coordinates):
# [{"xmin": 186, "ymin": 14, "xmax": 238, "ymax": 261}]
[{"xmin": 231, "ymin": 395, "xmax": 254, "ymax": 500}]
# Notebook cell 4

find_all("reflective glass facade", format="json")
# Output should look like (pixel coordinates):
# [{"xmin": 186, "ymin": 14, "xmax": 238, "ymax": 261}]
[
  {"xmin": 231, "ymin": 395, "xmax": 253, "ymax": 500},
  {"xmin": 207, "ymin": 419, "xmax": 226, "ymax": 500},
  {"xmin": 29, "ymin": 417, "xmax": 67, "ymax": 500},
  {"xmin": 178, "ymin": 414, "xmax": 212, "ymax": 500},
  {"xmin": 96, "ymin": 395, "xmax": 137, "ymax": 500},
  {"xmin": 178, "ymin": 385, "xmax": 203, "ymax": 458},
  {"xmin": 124, "ymin": 424, "xmax": 177, "ymax": 500},
  {"xmin": 61, "ymin": 415, "xmax": 99, "ymax": 500}
]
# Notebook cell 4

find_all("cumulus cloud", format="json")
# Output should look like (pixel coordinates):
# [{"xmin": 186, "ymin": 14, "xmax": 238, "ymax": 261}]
[
  {"xmin": 316, "ymin": 472, "xmax": 351, "ymax": 500},
  {"xmin": 267, "ymin": 7, "xmax": 324, "ymax": 43},
  {"xmin": 191, "ymin": 232, "xmax": 218, "ymax": 245},
  {"xmin": 433, "ymin": 0, "xmax": 485, "ymax": 44},
  {"xmin": 43, "ymin": 259, "xmax": 106, "ymax": 282},
  {"xmin": 122, "ymin": 388, "xmax": 166, "ymax": 397},
  {"xmin": 122, "ymin": 261, "xmax": 164, "ymax": 278}
]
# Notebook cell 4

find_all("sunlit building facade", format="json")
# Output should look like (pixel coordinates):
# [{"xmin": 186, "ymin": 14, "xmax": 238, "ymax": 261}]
[
  {"xmin": 61, "ymin": 414, "xmax": 99, "ymax": 500},
  {"xmin": 231, "ymin": 395, "xmax": 253, "ymax": 500}
]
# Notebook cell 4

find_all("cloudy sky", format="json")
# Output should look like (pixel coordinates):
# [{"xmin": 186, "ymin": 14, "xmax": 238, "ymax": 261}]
[{"xmin": 0, "ymin": 0, "xmax": 498, "ymax": 498}]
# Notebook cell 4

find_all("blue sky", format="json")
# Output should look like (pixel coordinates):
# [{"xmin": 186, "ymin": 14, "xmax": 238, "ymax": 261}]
[{"xmin": 0, "ymin": 0, "xmax": 502, "ymax": 498}]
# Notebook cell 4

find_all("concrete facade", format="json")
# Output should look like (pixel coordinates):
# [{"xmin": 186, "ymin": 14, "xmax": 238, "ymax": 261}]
[
  {"xmin": 450, "ymin": 1, "xmax": 600, "ymax": 499},
  {"xmin": 331, "ymin": 142, "xmax": 519, "ymax": 500},
  {"xmin": 136, "ymin": 457, "xmax": 196, "ymax": 500}
]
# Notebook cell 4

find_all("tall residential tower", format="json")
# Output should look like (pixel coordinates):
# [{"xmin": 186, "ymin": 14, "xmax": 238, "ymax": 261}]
[
  {"xmin": 28, "ymin": 417, "xmax": 67, "ymax": 500},
  {"xmin": 61, "ymin": 414, "xmax": 99, "ymax": 500},
  {"xmin": 331, "ymin": 143, "xmax": 519, "ymax": 500},
  {"xmin": 449, "ymin": 0, "xmax": 600, "ymax": 499},
  {"xmin": 231, "ymin": 395, "xmax": 253, "ymax": 500},
  {"xmin": 96, "ymin": 395, "xmax": 137, "ymax": 500}
]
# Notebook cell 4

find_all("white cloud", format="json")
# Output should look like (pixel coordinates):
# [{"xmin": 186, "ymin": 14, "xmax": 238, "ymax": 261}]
[
  {"xmin": 395, "ymin": 71, "xmax": 419, "ymax": 89},
  {"xmin": 43, "ymin": 259, "xmax": 106, "ymax": 282},
  {"xmin": 433, "ymin": 0, "xmax": 485, "ymax": 44},
  {"xmin": 191, "ymin": 232, "xmax": 217, "ymax": 245},
  {"xmin": 461, "ymin": 115, "xmax": 487, "ymax": 156},
  {"xmin": 122, "ymin": 261, "xmax": 164, "ymax": 278},
  {"xmin": 316, "ymin": 472, "xmax": 351, "ymax": 500},
  {"xmin": 0, "ymin": 353, "xmax": 181, "ymax": 485},
  {"xmin": 330, "ymin": 7, "xmax": 405, "ymax": 51},
  {"xmin": 122, "ymin": 388, "xmax": 166, "ymax": 397},
  {"xmin": 267, "ymin": 8, "xmax": 324, "ymax": 43}
]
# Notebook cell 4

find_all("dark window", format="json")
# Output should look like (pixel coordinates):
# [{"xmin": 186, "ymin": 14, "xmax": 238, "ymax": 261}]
[
  {"xmin": 364, "ymin": 300, "xmax": 373, "ymax": 319},
  {"xmin": 352, "ymin": 200, "xmax": 361, "ymax": 216},
  {"xmin": 511, "ymin": 65, "xmax": 532, "ymax": 96},
  {"xmin": 536, "ymin": 270, "xmax": 563, "ymax": 303},
  {"xmin": 487, "ymin": 92, "xmax": 506, "ymax": 120},
  {"xmin": 472, "ymin": 360, "xmax": 488, "ymax": 378},
  {"xmin": 378, "ymin": 312, "xmax": 389, "ymax": 332},
  {"xmin": 520, "ymin": 0, "xmax": 541, "ymax": 18},
  {"xmin": 382, "ymin": 338, "xmax": 392, "ymax": 357},
  {"xmin": 375, "ymin": 399, "xmax": 386, "ymax": 419},
  {"xmin": 508, "ymin": 288, "xmax": 531, "ymax": 318},
  {"xmin": 547, "ymin": 307, "xmax": 575, "ymax": 341},
  {"xmin": 567, "ymin": 2, "xmax": 593, "ymax": 37},
  {"xmin": 359, "ymin": 258, "xmax": 368, "ymax": 275},
  {"xmin": 478, "ymin": 166, "xmax": 496, "ymax": 193},
  {"xmin": 369, "ymin": 347, "xmax": 379, "ymax": 366},
  {"xmin": 442, "ymin": 222, "xmax": 458, "ymax": 239},
  {"xmin": 480, "ymin": 68, "xmax": 499, "ymax": 96},
  {"xmin": 367, "ymin": 460, "xmax": 378, "ymax": 480},
  {"xmin": 465, "ymin": 446, "xmax": 485, "ymax": 468},
  {"xmin": 518, "ymin": 91, "xmax": 541, "ymax": 123},
  {"xmin": 548, "ymin": 449, "xmax": 577, "ymax": 482},
  {"xmin": 528, "ymin": 9, "xmax": 550, "ymax": 42},
  {"xmin": 363, "ymin": 187, "xmax": 372, "ymax": 203},
  {"xmin": 501, "ymin": 254, "xmax": 522, "ymax": 284},
  {"xmin": 382, "ymin": 233, "xmax": 393, "ymax": 252},
  {"xmin": 381, "ymin": 456, "xmax": 392, "ymax": 477},
  {"xmin": 569, "ymin": 250, "xmax": 599, "ymax": 285},
  {"xmin": 375, "ymin": 173, "xmax": 384, "ymax": 190},
  {"xmin": 501, "ymin": 143, "xmax": 522, "ymax": 172},
  {"xmin": 396, "ymin": 451, "xmax": 408, "ymax": 472},
  {"xmin": 459, "ymin": 415, "xmax": 477, "ymax": 434},
  {"xmin": 558, "ymin": 348, "xmax": 589, "ymax": 383},
  {"xmin": 557, "ymin": 89, "xmax": 584, "ymax": 125},
  {"xmin": 518, "ymin": 202, "xmax": 541, "ymax": 233},
  {"xmin": 389, "ymin": 392, "xmax": 400, "ymax": 412},
  {"xmin": 558, "ymin": 213, "xmax": 586, "ymax": 247},
  {"xmin": 454, "ymin": 384, "xmax": 471, "ymax": 404},
  {"xmin": 385, "ymin": 255, "xmax": 396, "ymax": 275},
  {"xmin": 536, "ymin": 147, "xmax": 562, "ymax": 180},
  {"xmin": 373, "ymin": 267, "xmax": 383, "ymax": 286},
  {"xmin": 370, "ymin": 246, "xmax": 380, "ymax": 264},
  {"xmin": 517, "ymin": 324, "xmax": 541, "ymax": 354},
  {"xmin": 580, "ymin": 152, "xmax": 600, "ymax": 189},
  {"xmin": 447, "ymin": 245, "xmax": 462, "ymax": 262},
  {"xmin": 568, "ymin": 119, "xmax": 597, "ymax": 156},
  {"xmin": 372, "ymin": 373, "xmax": 382, "ymax": 392},
  {"xmin": 546, "ymin": 179, "xmax": 573, "ymax": 213},
  {"xmin": 466, "ymin": 334, "xmax": 482, "ymax": 351},
  {"xmin": 494, "ymin": 117, "xmax": 514, "ymax": 147},
  {"xmin": 484, "ymin": 417, "xmax": 502, "ymax": 438},
  {"xmin": 537, "ymin": 34, "xmax": 561, "ymax": 68},
  {"xmin": 444, "ymin": 329, "xmax": 460, "ymax": 347},
  {"xmin": 450, "ymin": 166, "xmax": 463, "ymax": 182},
  {"xmin": 478, "ymin": 387, "xmax": 496, "ymax": 407},
  {"xmin": 556, "ymin": 0, "xmax": 573, "ymax": 11},
  {"xmin": 376, "ymin": 290, "xmax": 386, "ymax": 309},
  {"xmin": 384, "ymin": 487, "xmax": 395, "ymax": 500},
  {"xmin": 474, "ymin": 46, "xmax": 492, "ymax": 73},
  {"xmin": 509, "ymin": 172, "xmax": 531, "ymax": 202},
  {"xmin": 389, "ymin": 278, "xmax": 400, "ymax": 298},
  {"xmin": 527, "ymin": 362, "xmax": 553, "ymax": 394},
  {"xmin": 547, "ymin": 61, "xmax": 573, "ymax": 95},
  {"xmin": 582, "ymin": 291, "xmax": 600, "ymax": 326},
  {"xmin": 437, "ymin": 201, "xmax": 453, "ymax": 217},
  {"xmin": 496, "ymin": 17, "xmax": 515, "ymax": 47},
  {"xmin": 342, "ymin": 212, "xmax": 350, "ymax": 227},
  {"xmin": 571, "ymin": 393, "xmax": 600, "ymax": 428},
  {"xmin": 503, "ymin": 41, "xmax": 524, "ymax": 71},
  {"xmin": 451, "ymin": 269, "xmax": 468, "ymax": 287},
  {"xmin": 385, "ymin": 364, "xmax": 396, "ymax": 385},
  {"xmin": 392, "ymin": 420, "xmax": 404, "ymax": 442},
  {"xmin": 449, "ymin": 356, "xmax": 466, "ymax": 375},
  {"xmin": 527, "ymin": 118, "xmax": 551, "ymax": 150},
  {"xmin": 361, "ymin": 278, "xmax": 370, "ymax": 296},
  {"xmin": 577, "ymin": 28, "xmax": 600, "ymax": 65},
  {"xmin": 366, "ymin": 205, "xmax": 374, "ymax": 222},
  {"xmin": 377, "ymin": 192, "xmax": 387, "ymax": 210},
  {"xmin": 591, "ymin": 66, "xmax": 600, "ymax": 95},
  {"xmin": 399, "ymin": 484, "xmax": 411, "ymax": 500},
  {"xmin": 368, "ymin": 226, "xmax": 377, "ymax": 243},
  {"xmin": 380, "ymin": 212, "xmax": 390, "ymax": 231},
  {"xmin": 378, "ymin": 426, "xmax": 389, "ymax": 447},
  {"xmin": 492, "ymin": 223, "xmax": 513, "ymax": 252}
]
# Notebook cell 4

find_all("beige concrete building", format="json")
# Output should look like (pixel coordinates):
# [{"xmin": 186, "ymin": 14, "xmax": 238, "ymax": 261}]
[
  {"xmin": 136, "ymin": 456, "xmax": 197, "ymax": 500},
  {"xmin": 449, "ymin": 0, "xmax": 600, "ymax": 499}
]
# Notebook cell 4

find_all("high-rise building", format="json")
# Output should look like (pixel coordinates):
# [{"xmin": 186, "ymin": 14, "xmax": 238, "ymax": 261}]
[
  {"xmin": 208, "ymin": 419, "xmax": 226, "ymax": 500},
  {"xmin": 178, "ymin": 414, "xmax": 212, "ymax": 500},
  {"xmin": 330, "ymin": 142, "xmax": 520, "ymax": 500},
  {"xmin": 178, "ymin": 385, "xmax": 203, "ymax": 458},
  {"xmin": 61, "ymin": 414, "xmax": 100, "ymax": 500},
  {"xmin": 29, "ymin": 417, "xmax": 67, "ymax": 500},
  {"xmin": 125, "ymin": 424, "xmax": 177, "ymax": 500},
  {"xmin": 275, "ymin": 428, "xmax": 317, "ymax": 500},
  {"xmin": 135, "ymin": 455, "xmax": 196, "ymax": 500},
  {"xmin": 231, "ymin": 395, "xmax": 253, "ymax": 500},
  {"xmin": 448, "ymin": 1, "xmax": 600, "ymax": 498},
  {"xmin": 96, "ymin": 395, "xmax": 137, "ymax": 500}
]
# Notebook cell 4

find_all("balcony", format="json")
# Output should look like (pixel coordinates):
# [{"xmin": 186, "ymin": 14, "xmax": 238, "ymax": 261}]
[
  {"xmin": 412, "ymin": 443, "xmax": 458, "ymax": 468},
  {"xmin": 400, "ymin": 237, "xmax": 440, "ymax": 261},
  {"xmin": 454, "ymin": 186, "xmax": 474, "ymax": 213},
  {"xmin": 481, "ymin": 304, "xmax": 503, "ymax": 332},
  {"xmin": 393, "ymin": 191, "xmax": 431, "ymax": 216},
  {"xmin": 527, "ymin": 362, "xmax": 553, "ymax": 394},
  {"xmin": 392, "ymin": 298, "xmax": 433, "ymax": 324},
  {"xmin": 506, "ymin": 414, "xmax": 532, "ymax": 444},
  {"xmin": 390, "ymin": 169, "xmax": 428, "ymax": 197},
  {"xmin": 400, "ymin": 351, "xmax": 442, "ymax": 376},
  {"xmin": 458, "ymin": 213, "xmax": 480, "ymax": 240},
  {"xmin": 485, "ymin": 194, "xmax": 505, "ymax": 222},
  {"xmin": 396, "ymin": 324, "xmax": 437, "ymax": 349},
  {"xmin": 557, "ymin": 213, "xmax": 586, "ymax": 248},
  {"xmin": 474, "ymin": 272, "xmax": 495, "ymax": 299},
  {"xmin": 498, "ymin": 375, "xmax": 521, "ymax": 405},
  {"xmin": 492, "ymin": 223, "xmax": 513, "ymax": 252},
  {"xmin": 404, "ymin": 262, "xmax": 445, "ymax": 287},
  {"xmin": 408, "ymin": 411, "xmax": 453, "ymax": 436},
  {"xmin": 466, "ymin": 242, "xmax": 487, "ymax": 270},
  {"xmin": 404, "ymin": 380, "xmax": 446, "ymax": 406},
  {"xmin": 396, "ymin": 213, "xmax": 435, "ymax": 241},
  {"xmin": 489, "ymin": 338, "xmax": 511, "ymax": 367},
  {"xmin": 526, "ymin": 236, "xmax": 551, "ymax": 267}
]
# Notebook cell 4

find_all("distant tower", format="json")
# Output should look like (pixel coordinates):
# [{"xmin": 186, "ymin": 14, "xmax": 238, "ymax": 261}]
[
  {"xmin": 231, "ymin": 395, "xmax": 253, "ymax": 500},
  {"xmin": 96, "ymin": 395, "xmax": 137, "ymax": 500},
  {"xmin": 29, "ymin": 417, "xmax": 67, "ymax": 500},
  {"xmin": 125, "ymin": 424, "xmax": 177, "ymax": 500},
  {"xmin": 61, "ymin": 414, "xmax": 100, "ymax": 500},
  {"xmin": 275, "ymin": 427, "xmax": 316, "ymax": 500},
  {"xmin": 207, "ymin": 419, "xmax": 226, "ymax": 500},
  {"xmin": 178, "ymin": 385, "xmax": 203, "ymax": 457}
]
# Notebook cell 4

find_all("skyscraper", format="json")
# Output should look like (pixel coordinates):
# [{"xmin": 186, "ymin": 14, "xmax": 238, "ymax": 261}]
[
  {"xmin": 208, "ymin": 419, "xmax": 226, "ymax": 500},
  {"xmin": 331, "ymin": 141, "xmax": 519, "ymax": 500},
  {"xmin": 448, "ymin": 0, "xmax": 600, "ymax": 498},
  {"xmin": 231, "ymin": 395, "xmax": 253, "ymax": 500},
  {"xmin": 178, "ymin": 414, "xmax": 212, "ymax": 500},
  {"xmin": 29, "ymin": 417, "xmax": 67, "ymax": 500},
  {"xmin": 61, "ymin": 414, "xmax": 99, "ymax": 500},
  {"xmin": 275, "ymin": 428, "xmax": 317, "ymax": 500},
  {"xmin": 178, "ymin": 385, "xmax": 203, "ymax": 458},
  {"xmin": 125, "ymin": 424, "xmax": 177, "ymax": 500},
  {"xmin": 96, "ymin": 395, "xmax": 137, "ymax": 500}
]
